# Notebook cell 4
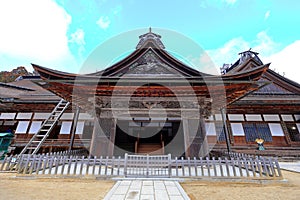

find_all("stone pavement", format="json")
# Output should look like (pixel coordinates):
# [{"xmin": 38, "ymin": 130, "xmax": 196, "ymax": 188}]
[
  {"xmin": 279, "ymin": 161, "xmax": 300, "ymax": 173},
  {"xmin": 103, "ymin": 180, "xmax": 190, "ymax": 200}
]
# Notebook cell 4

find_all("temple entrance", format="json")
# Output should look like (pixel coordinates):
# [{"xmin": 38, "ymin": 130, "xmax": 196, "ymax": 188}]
[{"xmin": 114, "ymin": 119, "xmax": 185, "ymax": 157}]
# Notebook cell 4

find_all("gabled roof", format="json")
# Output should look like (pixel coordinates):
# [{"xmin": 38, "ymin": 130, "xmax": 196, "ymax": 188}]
[
  {"xmin": 223, "ymin": 49, "xmax": 300, "ymax": 95},
  {"xmin": 226, "ymin": 50, "xmax": 300, "ymax": 113},
  {"xmin": 32, "ymin": 30, "xmax": 269, "ymax": 83},
  {"xmin": 94, "ymin": 47, "xmax": 208, "ymax": 77},
  {"xmin": 222, "ymin": 50, "xmax": 264, "ymax": 74},
  {"xmin": 89, "ymin": 30, "xmax": 209, "ymax": 78},
  {"xmin": 31, "ymin": 31, "xmax": 270, "ymax": 111}
]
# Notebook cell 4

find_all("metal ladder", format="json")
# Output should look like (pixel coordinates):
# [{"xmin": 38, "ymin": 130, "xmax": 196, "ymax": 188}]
[{"xmin": 19, "ymin": 99, "xmax": 70, "ymax": 155}]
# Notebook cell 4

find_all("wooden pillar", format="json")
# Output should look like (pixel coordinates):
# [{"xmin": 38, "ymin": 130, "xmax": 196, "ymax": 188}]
[
  {"xmin": 89, "ymin": 117, "xmax": 115, "ymax": 157},
  {"xmin": 108, "ymin": 118, "xmax": 116, "ymax": 156},
  {"xmin": 69, "ymin": 106, "xmax": 80, "ymax": 151},
  {"xmin": 183, "ymin": 113, "xmax": 209, "ymax": 158},
  {"xmin": 89, "ymin": 118, "xmax": 102, "ymax": 156},
  {"xmin": 199, "ymin": 115, "xmax": 209, "ymax": 157},
  {"xmin": 182, "ymin": 118, "xmax": 190, "ymax": 158},
  {"xmin": 221, "ymin": 108, "xmax": 231, "ymax": 153}
]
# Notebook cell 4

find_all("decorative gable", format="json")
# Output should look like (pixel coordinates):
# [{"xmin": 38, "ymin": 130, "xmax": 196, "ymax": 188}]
[
  {"xmin": 254, "ymin": 79, "xmax": 294, "ymax": 95},
  {"xmin": 115, "ymin": 50, "xmax": 183, "ymax": 77}
]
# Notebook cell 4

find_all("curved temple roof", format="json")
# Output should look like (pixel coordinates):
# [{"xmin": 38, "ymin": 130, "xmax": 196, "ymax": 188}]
[{"xmin": 32, "ymin": 30, "xmax": 270, "ymax": 111}]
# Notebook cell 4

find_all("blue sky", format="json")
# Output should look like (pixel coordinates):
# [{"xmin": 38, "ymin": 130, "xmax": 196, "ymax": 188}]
[{"xmin": 0, "ymin": 0, "xmax": 299, "ymax": 83}]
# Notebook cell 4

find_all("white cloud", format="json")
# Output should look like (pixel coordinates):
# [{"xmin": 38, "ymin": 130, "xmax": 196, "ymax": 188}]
[
  {"xmin": 96, "ymin": 16, "xmax": 111, "ymax": 29},
  {"xmin": 264, "ymin": 41, "xmax": 300, "ymax": 83},
  {"xmin": 207, "ymin": 31, "xmax": 278, "ymax": 69},
  {"xmin": 70, "ymin": 29, "xmax": 85, "ymax": 46},
  {"xmin": 264, "ymin": 10, "xmax": 271, "ymax": 20},
  {"xmin": 206, "ymin": 31, "xmax": 300, "ymax": 83},
  {"xmin": 0, "ymin": 0, "xmax": 78, "ymax": 72},
  {"xmin": 69, "ymin": 29, "xmax": 86, "ymax": 62}
]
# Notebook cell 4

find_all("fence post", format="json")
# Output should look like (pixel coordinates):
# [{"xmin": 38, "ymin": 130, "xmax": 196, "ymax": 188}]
[
  {"xmin": 212, "ymin": 157, "xmax": 217, "ymax": 176},
  {"xmin": 274, "ymin": 159, "xmax": 282, "ymax": 177},
  {"xmin": 23, "ymin": 154, "xmax": 32, "ymax": 174},
  {"xmin": 60, "ymin": 156, "xmax": 67, "ymax": 175},
  {"xmin": 124, "ymin": 153, "xmax": 128, "ymax": 177},
  {"xmin": 268, "ymin": 158, "xmax": 276, "ymax": 177},
  {"xmin": 181, "ymin": 157, "xmax": 185, "ymax": 177},
  {"xmin": 5, "ymin": 155, "xmax": 13, "ymax": 171},
  {"xmin": 230, "ymin": 157, "xmax": 236, "ymax": 177},
  {"xmin": 206, "ymin": 157, "xmax": 210, "ymax": 177},
  {"xmin": 0, "ymin": 155, "xmax": 8, "ymax": 171},
  {"xmin": 104, "ymin": 156, "xmax": 109, "ymax": 176},
  {"xmin": 111, "ymin": 156, "xmax": 115, "ymax": 176},
  {"xmin": 42, "ymin": 155, "xmax": 49, "ymax": 175},
  {"xmin": 67, "ymin": 156, "xmax": 73, "ymax": 175},
  {"xmin": 243, "ymin": 158, "xmax": 250, "ymax": 177},
  {"xmin": 79, "ymin": 156, "xmax": 85, "ymax": 175},
  {"xmin": 73, "ymin": 156, "xmax": 79, "ymax": 175},
  {"xmin": 249, "ymin": 158, "xmax": 256, "ymax": 177},
  {"xmin": 261, "ymin": 157, "xmax": 269, "ymax": 177},
  {"xmin": 200, "ymin": 157, "xmax": 204, "ymax": 176},
  {"xmin": 29, "ymin": 155, "xmax": 37, "ymax": 174},
  {"xmin": 48, "ymin": 156, "xmax": 55, "ymax": 175},
  {"xmin": 175, "ymin": 157, "xmax": 178, "ymax": 177},
  {"xmin": 98, "ymin": 156, "xmax": 103, "ymax": 176},
  {"xmin": 17, "ymin": 155, "xmax": 24, "ymax": 173},
  {"xmin": 35, "ymin": 155, "xmax": 43, "ymax": 175},
  {"xmin": 255, "ymin": 157, "xmax": 263, "ymax": 177},
  {"xmin": 92, "ymin": 156, "xmax": 97, "ymax": 176},
  {"xmin": 168, "ymin": 154, "xmax": 171, "ymax": 178},
  {"xmin": 54, "ymin": 156, "xmax": 61, "ymax": 175},
  {"xmin": 187, "ymin": 157, "xmax": 191, "ymax": 176},
  {"xmin": 218, "ymin": 157, "xmax": 224, "ymax": 177},
  {"xmin": 193, "ymin": 157, "xmax": 198, "ymax": 177},
  {"xmin": 117, "ymin": 156, "xmax": 121, "ymax": 176},
  {"xmin": 86, "ymin": 156, "xmax": 91, "ymax": 175},
  {"xmin": 224, "ymin": 157, "xmax": 230, "ymax": 177}
]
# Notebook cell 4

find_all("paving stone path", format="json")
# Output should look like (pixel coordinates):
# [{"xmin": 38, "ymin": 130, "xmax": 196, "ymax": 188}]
[
  {"xmin": 279, "ymin": 161, "xmax": 300, "ymax": 173},
  {"xmin": 104, "ymin": 180, "xmax": 190, "ymax": 200}
]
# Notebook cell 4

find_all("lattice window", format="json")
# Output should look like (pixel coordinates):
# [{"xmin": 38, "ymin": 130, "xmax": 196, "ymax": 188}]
[
  {"xmin": 256, "ymin": 123, "xmax": 272, "ymax": 142},
  {"xmin": 215, "ymin": 122, "xmax": 226, "ymax": 142},
  {"xmin": 243, "ymin": 123, "xmax": 258, "ymax": 142},
  {"xmin": 243, "ymin": 122, "xmax": 272, "ymax": 142}
]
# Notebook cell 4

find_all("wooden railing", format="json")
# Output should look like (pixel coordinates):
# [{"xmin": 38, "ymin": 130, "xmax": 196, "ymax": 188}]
[
  {"xmin": 0, "ymin": 153, "xmax": 282, "ymax": 179},
  {"xmin": 12, "ymin": 139, "xmax": 91, "ymax": 148}
]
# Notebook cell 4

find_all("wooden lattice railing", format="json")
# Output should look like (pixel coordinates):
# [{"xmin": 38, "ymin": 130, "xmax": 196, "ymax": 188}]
[{"xmin": 0, "ymin": 153, "xmax": 282, "ymax": 179}]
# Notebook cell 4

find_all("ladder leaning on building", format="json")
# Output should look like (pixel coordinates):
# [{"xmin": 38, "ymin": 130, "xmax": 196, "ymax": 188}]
[{"xmin": 18, "ymin": 99, "xmax": 70, "ymax": 156}]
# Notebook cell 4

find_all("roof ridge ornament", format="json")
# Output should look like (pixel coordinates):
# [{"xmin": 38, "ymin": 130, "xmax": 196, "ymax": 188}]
[
  {"xmin": 238, "ymin": 48, "xmax": 263, "ymax": 65},
  {"xmin": 136, "ymin": 28, "xmax": 165, "ymax": 49}
]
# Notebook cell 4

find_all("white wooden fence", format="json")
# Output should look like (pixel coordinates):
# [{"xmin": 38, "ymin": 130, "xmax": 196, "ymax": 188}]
[{"xmin": 1, "ymin": 152, "xmax": 282, "ymax": 179}]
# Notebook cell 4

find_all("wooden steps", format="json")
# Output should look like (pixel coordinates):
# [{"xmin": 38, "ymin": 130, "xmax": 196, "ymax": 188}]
[{"xmin": 137, "ymin": 143, "xmax": 163, "ymax": 155}]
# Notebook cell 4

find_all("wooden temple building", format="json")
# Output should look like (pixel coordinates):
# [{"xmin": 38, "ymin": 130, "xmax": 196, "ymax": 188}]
[{"xmin": 1, "ymin": 30, "xmax": 300, "ymax": 158}]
